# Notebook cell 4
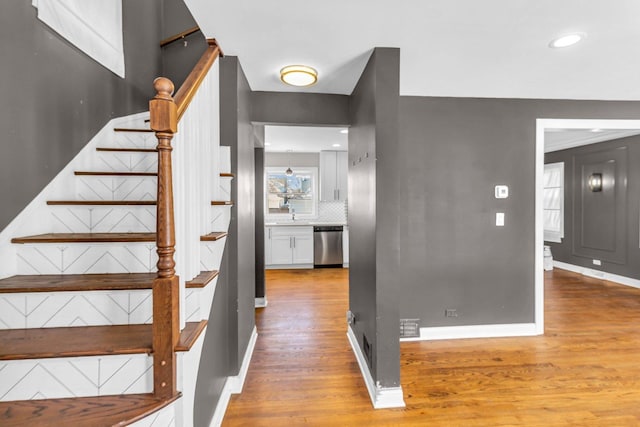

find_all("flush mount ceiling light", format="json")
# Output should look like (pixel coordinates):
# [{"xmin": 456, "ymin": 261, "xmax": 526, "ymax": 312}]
[
  {"xmin": 280, "ymin": 65, "xmax": 318, "ymax": 87},
  {"xmin": 332, "ymin": 143, "xmax": 341, "ymax": 147},
  {"xmin": 340, "ymin": 129, "xmax": 349, "ymax": 134},
  {"xmin": 549, "ymin": 33, "xmax": 586, "ymax": 48}
]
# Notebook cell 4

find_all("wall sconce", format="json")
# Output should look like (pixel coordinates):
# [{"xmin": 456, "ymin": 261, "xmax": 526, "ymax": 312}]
[{"xmin": 588, "ymin": 173, "xmax": 602, "ymax": 192}]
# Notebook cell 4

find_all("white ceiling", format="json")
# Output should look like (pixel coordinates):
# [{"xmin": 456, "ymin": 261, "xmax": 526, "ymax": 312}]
[
  {"xmin": 264, "ymin": 126, "xmax": 348, "ymax": 153},
  {"xmin": 186, "ymin": 0, "xmax": 640, "ymax": 99},
  {"xmin": 544, "ymin": 128, "xmax": 640, "ymax": 153}
]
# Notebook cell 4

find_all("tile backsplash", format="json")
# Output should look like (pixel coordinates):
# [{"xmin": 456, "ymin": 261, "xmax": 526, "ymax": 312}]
[{"xmin": 317, "ymin": 200, "xmax": 347, "ymax": 223}]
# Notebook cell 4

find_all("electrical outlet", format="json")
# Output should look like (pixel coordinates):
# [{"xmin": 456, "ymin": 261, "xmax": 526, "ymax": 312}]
[
  {"xmin": 593, "ymin": 259, "xmax": 602, "ymax": 266},
  {"xmin": 445, "ymin": 309, "xmax": 458, "ymax": 318}
]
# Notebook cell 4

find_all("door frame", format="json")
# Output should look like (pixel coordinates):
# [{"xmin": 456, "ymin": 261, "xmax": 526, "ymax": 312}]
[{"xmin": 534, "ymin": 118, "xmax": 640, "ymax": 334}]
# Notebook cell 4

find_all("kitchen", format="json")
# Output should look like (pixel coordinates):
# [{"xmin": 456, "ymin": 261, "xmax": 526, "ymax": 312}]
[{"xmin": 263, "ymin": 125, "xmax": 349, "ymax": 270}]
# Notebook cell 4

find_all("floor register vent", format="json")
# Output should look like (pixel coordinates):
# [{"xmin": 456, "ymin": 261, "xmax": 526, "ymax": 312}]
[{"xmin": 400, "ymin": 319, "xmax": 420, "ymax": 338}]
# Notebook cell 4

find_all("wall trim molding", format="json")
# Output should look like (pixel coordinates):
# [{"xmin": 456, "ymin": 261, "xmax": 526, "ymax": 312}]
[
  {"xmin": 346, "ymin": 326, "xmax": 405, "ymax": 409},
  {"xmin": 400, "ymin": 323, "xmax": 538, "ymax": 342},
  {"xmin": 210, "ymin": 326, "xmax": 258, "ymax": 427},
  {"xmin": 554, "ymin": 261, "xmax": 640, "ymax": 289},
  {"xmin": 255, "ymin": 297, "xmax": 268, "ymax": 308}
]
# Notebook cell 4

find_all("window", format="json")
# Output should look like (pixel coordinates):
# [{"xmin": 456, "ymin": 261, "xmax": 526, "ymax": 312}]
[
  {"xmin": 543, "ymin": 162, "xmax": 564, "ymax": 243},
  {"xmin": 265, "ymin": 167, "xmax": 318, "ymax": 217}
]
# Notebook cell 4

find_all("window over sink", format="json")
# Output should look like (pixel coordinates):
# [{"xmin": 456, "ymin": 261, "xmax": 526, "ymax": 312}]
[{"xmin": 265, "ymin": 167, "xmax": 318, "ymax": 217}]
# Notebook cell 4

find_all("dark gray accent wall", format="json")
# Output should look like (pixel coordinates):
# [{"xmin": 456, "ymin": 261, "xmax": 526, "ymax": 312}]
[
  {"xmin": 220, "ymin": 56, "xmax": 256, "ymax": 373},
  {"xmin": 546, "ymin": 135, "xmax": 640, "ymax": 279},
  {"xmin": 193, "ymin": 250, "xmax": 231, "ymax": 425},
  {"xmin": 0, "ymin": 0, "xmax": 163, "ymax": 230},
  {"xmin": 397, "ymin": 97, "xmax": 640, "ymax": 328},
  {"xmin": 252, "ymin": 91, "xmax": 350, "ymax": 126},
  {"xmin": 348, "ymin": 48, "xmax": 401, "ymax": 388},
  {"xmin": 160, "ymin": 0, "xmax": 207, "ymax": 90}
]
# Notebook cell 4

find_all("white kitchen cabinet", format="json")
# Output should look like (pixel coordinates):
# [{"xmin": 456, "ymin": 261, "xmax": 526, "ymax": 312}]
[
  {"xmin": 320, "ymin": 151, "xmax": 348, "ymax": 201},
  {"xmin": 265, "ymin": 225, "xmax": 314, "ymax": 268}
]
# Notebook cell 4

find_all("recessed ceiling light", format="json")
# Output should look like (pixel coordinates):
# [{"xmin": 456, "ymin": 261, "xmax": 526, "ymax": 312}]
[
  {"xmin": 340, "ymin": 129, "xmax": 349, "ymax": 134},
  {"xmin": 590, "ymin": 128, "xmax": 603, "ymax": 133},
  {"xmin": 280, "ymin": 65, "xmax": 318, "ymax": 87},
  {"xmin": 264, "ymin": 142, "xmax": 271, "ymax": 146},
  {"xmin": 332, "ymin": 143, "xmax": 341, "ymax": 147},
  {"xmin": 549, "ymin": 33, "xmax": 586, "ymax": 48}
]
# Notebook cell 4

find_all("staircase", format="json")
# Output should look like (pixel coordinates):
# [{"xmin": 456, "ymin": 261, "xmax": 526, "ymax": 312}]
[{"xmin": 0, "ymin": 41, "xmax": 228, "ymax": 426}]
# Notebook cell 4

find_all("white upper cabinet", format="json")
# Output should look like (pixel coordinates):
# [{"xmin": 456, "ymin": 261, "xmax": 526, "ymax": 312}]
[{"xmin": 320, "ymin": 151, "xmax": 348, "ymax": 201}]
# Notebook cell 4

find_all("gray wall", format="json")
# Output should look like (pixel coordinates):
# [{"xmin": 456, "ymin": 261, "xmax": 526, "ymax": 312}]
[
  {"xmin": 252, "ymin": 92, "xmax": 350, "ymax": 126},
  {"xmin": 0, "ymin": 0, "xmax": 163, "ymax": 230},
  {"xmin": 545, "ymin": 135, "xmax": 640, "ymax": 279},
  {"xmin": 160, "ymin": 0, "xmax": 208, "ymax": 90},
  {"xmin": 397, "ymin": 97, "xmax": 640, "ymax": 328},
  {"xmin": 265, "ymin": 152, "xmax": 319, "ymax": 168},
  {"xmin": 220, "ymin": 56, "xmax": 256, "ymax": 373},
  {"xmin": 255, "ymin": 146, "xmax": 265, "ymax": 300},
  {"xmin": 348, "ymin": 48, "xmax": 401, "ymax": 389}
]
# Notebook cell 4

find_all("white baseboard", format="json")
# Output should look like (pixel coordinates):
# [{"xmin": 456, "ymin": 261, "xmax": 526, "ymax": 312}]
[
  {"xmin": 554, "ymin": 261, "xmax": 640, "ymax": 289},
  {"xmin": 265, "ymin": 264, "xmax": 313, "ymax": 270},
  {"xmin": 346, "ymin": 326, "xmax": 405, "ymax": 409},
  {"xmin": 400, "ymin": 323, "xmax": 538, "ymax": 342},
  {"xmin": 210, "ymin": 326, "xmax": 258, "ymax": 427},
  {"xmin": 255, "ymin": 297, "xmax": 268, "ymax": 308}
]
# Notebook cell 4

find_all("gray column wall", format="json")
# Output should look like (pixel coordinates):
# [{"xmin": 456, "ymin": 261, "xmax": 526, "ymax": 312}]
[
  {"xmin": 397, "ymin": 97, "xmax": 640, "ymax": 327},
  {"xmin": 545, "ymin": 135, "xmax": 640, "ymax": 279},
  {"xmin": 255, "ymin": 146, "xmax": 265, "ymax": 300},
  {"xmin": 348, "ymin": 48, "xmax": 401, "ymax": 388},
  {"xmin": 0, "ymin": 0, "xmax": 163, "ymax": 230},
  {"xmin": 220, "ymin": 56, "xmax": 256, "ymax": 373},
  {"xmin": 252, "ymin": 92, "xmax": 350, "ymax": 126}
]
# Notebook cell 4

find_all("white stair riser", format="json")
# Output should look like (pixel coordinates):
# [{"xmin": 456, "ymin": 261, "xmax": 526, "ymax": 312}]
[
  {"xmin": 112, "ymin": 132, "xmax": 157, "ymax": 150},
  {"xmin": 17, "ymin": 243, "xmax": 157, "ymax": 275},
  {"xmin": 76, "ymin": 176, "xmax": 157, "ymax": 201},
  {"xmin": 95, "ymin": 151, "xmax": 157, "ymax": 173},
  {"xmin": 200, "ymin": 238, "xmax": 226, "ymax": 272},
  {"xmin": 219, "ymin": 146, "xmax": 231, "ymax": 174},
  {"xmin": 49, "ymin": 206, "xmax": 156, "ymax": 233},
  {"xmin": 0, "ymin": 354, "xmax": 153, "ymax": 401},
  {"xmin": 185, "ymin": 278, "xmax": 218, "ymax": 322},
  {"xmin": 130, "ymin": 400, "xmax": 177, "ymax": 427},
  {"xmin": 216, "ymin": 176, "xmax": 232, "ymax": 201},
  {"xmin": 0, "ymin": 290, "xmax": 152, "ymax": 329},
  {"xmin": 210, "ymin": 206, "xmax": 231, "ymax": 233}
]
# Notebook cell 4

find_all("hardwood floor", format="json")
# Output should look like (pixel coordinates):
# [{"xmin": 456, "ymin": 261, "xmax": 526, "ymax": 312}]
[{"xmin": 222, "ymin": 268, "xmax": 640, "ymax": 426}]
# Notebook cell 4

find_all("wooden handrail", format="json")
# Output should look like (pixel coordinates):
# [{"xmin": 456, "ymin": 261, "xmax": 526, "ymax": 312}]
[
  {"xmin": 159, "ymin": 26, "xmax": 201, "ymax": 48},
  {"xmin": 175, "ymin": 39, "xmax": 223, "ymax": 121},
  {"xmin": 148, "ymin": 38, "xmax": 223, "ymax": 399}
]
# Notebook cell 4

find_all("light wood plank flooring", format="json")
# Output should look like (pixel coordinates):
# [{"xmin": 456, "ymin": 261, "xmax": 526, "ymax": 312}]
[{"xmin": 222, "ymin": 268, "xmax": 640, "ymax": 426}]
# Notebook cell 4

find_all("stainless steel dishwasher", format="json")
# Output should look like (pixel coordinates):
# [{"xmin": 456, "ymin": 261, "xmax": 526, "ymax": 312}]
[{"xmin": 313, "ymin": 225, "xmax": 343, "ymax": 267}]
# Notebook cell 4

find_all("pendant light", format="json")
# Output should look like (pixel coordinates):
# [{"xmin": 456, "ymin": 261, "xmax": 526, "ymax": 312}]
[{"xmin": 285, "ymin": 150, "xmax": 293, "ymax": 176}]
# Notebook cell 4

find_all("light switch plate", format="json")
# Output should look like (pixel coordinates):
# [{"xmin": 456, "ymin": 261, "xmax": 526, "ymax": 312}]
[
  {"xmin": 495, "ymin": 185, "xmax": 509, "ymax": 199},
  {"xmin": 496, "ymin": 212, "xmax": 505, "ymax": 226}
]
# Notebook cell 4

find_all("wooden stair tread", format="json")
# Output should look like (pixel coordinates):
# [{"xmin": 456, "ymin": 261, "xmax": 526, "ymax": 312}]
[
  {"xmin": 12, "ymin": 233, "xmax": 156, "ymax": 244},
  {"xmin": 185, "ymin": 270, "xmax": 219, "ymax": 289},
  {"xmin": 96, "ymin": 147, "xmax": 157, "ymax": 153},
  {"xmin": 200, "ymin": 232, "xmax": 228, "ymax": 241},
  {"xmin": 0, "ymin": 324, "xmax": 153, "ymax": 360},
  {"xmin": 220, "ymin": 172, "xmax": 234, "ymax": 177},
  {"xmin": 176, "ymin": 320, "xmax": 207, "ymax": 352},
  {"xmin": 75, "ymin": 171, "xmax": 157, "ymax": 176},
  {"xmin": 0, "ymin": 393, "xmax": 180, "ymax": 427},
  {"xmin": 0, "ymin": 321, "xmax": 205, "ymax": 361},
  {"xmin": 47, "ymin": 200, "xmax": 156, "ymax": 206},
  {"xmin": 113, "ymin": 128, "xmax": 153, "ymax": 133},
  {"xmin": 211, "ymin": 200, "xmax": 234, "ymax": 206},
  {"xmin": 0, "ymin": 273, "xmax": 156, "ymax": 293}
]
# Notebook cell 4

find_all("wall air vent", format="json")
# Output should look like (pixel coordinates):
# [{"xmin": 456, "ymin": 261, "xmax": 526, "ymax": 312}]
[{"xmin": 400, "ymin": 319, "xmax": 420, "ymax": 338}]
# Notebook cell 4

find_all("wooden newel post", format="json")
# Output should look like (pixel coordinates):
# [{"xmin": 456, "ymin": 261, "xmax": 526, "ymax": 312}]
[{"xmin": 149, "ymin": 77, "xmax": 180, "ymax": 399}]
